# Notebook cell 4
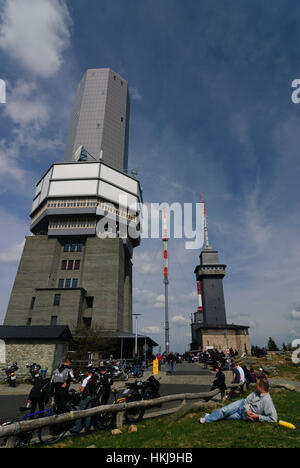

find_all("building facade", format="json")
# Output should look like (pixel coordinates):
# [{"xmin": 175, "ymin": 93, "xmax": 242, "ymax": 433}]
[
  {"xmin": 63, "ymin": 68, "xmax": 130, "ymax": 172},
  {"xmin": 4, "ymin": 69, "xmax": 143, "ymax": 339},
  {"xmin": 191, "ymin": 245, "xmax": 250, "ymax": 354},
  {"xmin": 4, "ymin": 161, "xmax": 142, "ymax": 333}
]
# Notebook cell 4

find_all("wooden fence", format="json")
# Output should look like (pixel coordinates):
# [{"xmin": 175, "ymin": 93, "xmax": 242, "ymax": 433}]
[{"xmin": 0, "ymin": 382, "xmax": 247, "ymax": 448}]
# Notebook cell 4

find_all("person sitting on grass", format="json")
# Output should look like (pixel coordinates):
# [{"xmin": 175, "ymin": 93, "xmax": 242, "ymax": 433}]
[
  {"xmin": 209, "ymin": 365, "xmax": 227, "ymax": 399},
  {"xmin": 199, "ymin": 376, "xmax": 277, "ymax": 424}
]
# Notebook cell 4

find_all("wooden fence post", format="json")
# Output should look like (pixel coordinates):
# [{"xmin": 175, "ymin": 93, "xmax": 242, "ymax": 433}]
[{"xmin": 116, "ymin": 410, "xmax": 125, "ymax": 428}]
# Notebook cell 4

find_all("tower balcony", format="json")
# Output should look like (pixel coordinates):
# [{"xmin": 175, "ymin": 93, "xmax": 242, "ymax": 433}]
[{"xmin": 30, "ymin": 161, "xmax": 143, "ymax": 246}]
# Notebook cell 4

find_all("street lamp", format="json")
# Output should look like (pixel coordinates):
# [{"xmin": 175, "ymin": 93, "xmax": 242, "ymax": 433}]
[{"xmin": 132, "ymin": 313, "xmax": 141, "ymax": 355}]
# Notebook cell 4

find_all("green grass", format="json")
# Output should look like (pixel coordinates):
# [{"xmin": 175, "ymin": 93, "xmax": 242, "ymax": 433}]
[{"xmin": 38, "ymin": 390, "xmax": 300, "ymax": 449}]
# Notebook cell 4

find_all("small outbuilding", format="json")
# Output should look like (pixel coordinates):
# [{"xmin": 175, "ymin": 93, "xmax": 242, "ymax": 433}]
[{"xmin": 0, "ymin": 325, "xmax": 72, "ymax": 378}]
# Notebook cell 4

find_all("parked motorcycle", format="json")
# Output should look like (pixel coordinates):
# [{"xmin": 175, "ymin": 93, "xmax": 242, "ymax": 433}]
[
  {"xmin": 2, "ymin": 363, "xmax": 18, "ymax": 387},
  {"xmin": 72, "ymin": 367, "xmax": 85, "ymax": 384}
]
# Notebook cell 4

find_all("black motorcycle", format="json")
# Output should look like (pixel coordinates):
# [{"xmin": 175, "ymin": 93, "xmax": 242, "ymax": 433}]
[
  {"xmin": 101, "ymin": 376, "xmax": 161, "ymax": 426},
  {"xmin": 72, "ymin": 367, "xmax": 85, "ymax": 384},
  {"xmin": 2, "ymin": 363, "xmax": 18, "ymax": 387}
]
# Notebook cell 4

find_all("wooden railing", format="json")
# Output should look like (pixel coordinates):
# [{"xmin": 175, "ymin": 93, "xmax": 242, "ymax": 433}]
[{"xmin": 0, "ymin": 383, "xmax": 247, "ymax": 448}]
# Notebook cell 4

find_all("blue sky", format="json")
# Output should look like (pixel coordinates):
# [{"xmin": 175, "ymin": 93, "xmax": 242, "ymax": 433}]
[{"xmin": 0, "ymin": 0, "xmax": 300, "ymax": 352}]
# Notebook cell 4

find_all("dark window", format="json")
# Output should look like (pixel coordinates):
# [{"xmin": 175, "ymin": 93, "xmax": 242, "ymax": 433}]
[
  {"xmin": 72, "ymin": 278, "xmax": 78, "ymax": 288},
  {"xmin": 71, "ymin": 244, "xmax": 76, "ymax": 252},
  {"xmin": 74, "ymin": 260, "xmax": 80, "ymax": 270},
  {"xmin": 77, "ymin": 243, "xmax": 83, "ymax": 252},
  {"xmin": 54, "ymin": 294, "xmax": 61, "ymax": 306},
  {"xmin": 61, "ymin": 260, "xmax": 67, "ymax": 270},
  {"xmin": 51, "ymin": 316, "xmax": 57, "ymax": 326},
  {"xmin": 67, "ymin": 260, "xmax": 74, "ymax": 270},
  {"xmin": 82, "ymin": 318, "xmax": 92, "ymax": 329},
  {"xmin": 64, "ymin": 244, "xmax": 71, "ymax": 252},
  {"xmin": 121, "ymin": 81, "xmax": 123, "ymax": 86},
  {"xmin": 27, "ymin": 318, "xmax": 32, "ymax": 326},
  {"xmin": 30, "ymin": 297, "xmax": 36, "ymax": 310},
  {"xmin": 58, "ymin": 279, "xmax": 65, "ymax": 288},
  {"xmin": 65, "ymin": 279, "xmax": 71, "ymax": 289},
  {"xmin": 121, "ymin": 117, "xmax": 124, "ymax": 122},
  {"xmin": 86, "ymin": 296, "xmax": 94, "ymax": 308}
]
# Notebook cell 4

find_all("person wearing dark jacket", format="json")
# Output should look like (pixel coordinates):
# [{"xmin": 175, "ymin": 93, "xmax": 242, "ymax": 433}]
[
  {"xmin": 210, "ymin": 365, "xmax": 227, "ymax": 399},
  {"xmin": 50, "ymin": 357, "xmax": 74, "ymax": 414}
]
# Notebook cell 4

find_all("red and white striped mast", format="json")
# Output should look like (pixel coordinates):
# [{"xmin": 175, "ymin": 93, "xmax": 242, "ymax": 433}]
[{"xmin": 163, "ymin": 208, "xmax": 170, "ymax": 354}]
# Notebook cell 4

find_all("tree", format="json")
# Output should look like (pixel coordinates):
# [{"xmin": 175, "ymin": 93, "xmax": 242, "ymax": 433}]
[
  {"xmin": 70, "ymin": 326, "xmax": 120, "ymax": 360},
  {"xmin": 268, "ymin": 337, "xmax": 279, "ymax": 351},
  {"xmin": 282, "ymin": 343, "xmax": 288, "ymax": 352}
]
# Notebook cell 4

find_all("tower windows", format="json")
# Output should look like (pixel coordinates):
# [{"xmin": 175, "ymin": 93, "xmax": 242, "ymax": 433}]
[
  {"xmin": 51, "ymin": 316, "xmax": 58, "ymax": 326},
  {"xmin": 86, "ymin": 296, "xmax": 94, "ymax": 308},
  {"xmin": 64, "ymin": 243, "xmax": 84, "ymax": 252},
  {"xmin": 54, "ymin": 294, "xmax": 61, "ymax": 306},
  {"xmin": 58, "ymin": 278, "xmax": 79, "ymax": 288},
  {"xmin": 61, "ymin": 260, "xmax": 81, "ymax": 270}
]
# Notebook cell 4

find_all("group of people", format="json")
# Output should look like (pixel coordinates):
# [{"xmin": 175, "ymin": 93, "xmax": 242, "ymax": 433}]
[
  {"xmin": 26, "ymin": 356, "xmax": 113, "ymax": 434},
  {"xmin": 201, "ymin": 371, "xmax": 277, "ymax": 424},
  {"xmin": 203, "ymin": 361, "xmax": 277, "ymax": 425}
]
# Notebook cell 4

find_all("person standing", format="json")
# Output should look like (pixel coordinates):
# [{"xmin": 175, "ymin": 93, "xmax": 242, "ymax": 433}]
[
  {"xmin": 157, "ymin": 353, "xmax": 162, "ymax": 371},
  {"xmin": 133, "ymin": 353, "xmax": 141, "ymax": 377},
  {"xmin": 50, "ymin": 357, "xmax": 74, "ymax": 414},
  {"xmin": 70, "ymin": 367, "xmax": 97, "ymax": 434},
  {"xmin": 167, "ymin": 352, "xmax": 175, "ymax": 374}
]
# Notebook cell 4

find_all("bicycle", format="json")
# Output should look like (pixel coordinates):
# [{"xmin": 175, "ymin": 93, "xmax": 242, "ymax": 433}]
[{"xmin": 0, "ymin": 406, "xmax": 66, "ymax": 448}]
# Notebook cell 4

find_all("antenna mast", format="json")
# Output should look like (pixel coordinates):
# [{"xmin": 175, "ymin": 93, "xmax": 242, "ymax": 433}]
[
  {"xmin": 163, "ymin": 208, "xmax": 170, "ymax": 354},
  {"xmin": 202, "ymin": 194, "xmax": 210, "ymax": 250}
]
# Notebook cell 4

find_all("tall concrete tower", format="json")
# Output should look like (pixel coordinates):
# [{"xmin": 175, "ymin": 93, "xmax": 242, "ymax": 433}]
[
  {"xmin": 63, "ymin": 69, "xmax": 130, "ymax": 172},
  {"xmin": 4, "ymin": 69, "xmax": 141, "ymax": 336}
]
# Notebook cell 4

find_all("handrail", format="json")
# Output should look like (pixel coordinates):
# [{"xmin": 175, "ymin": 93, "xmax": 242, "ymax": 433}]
[{"xmin": 0, "ymin": 383, "xmax": 247, "ymax": 444}]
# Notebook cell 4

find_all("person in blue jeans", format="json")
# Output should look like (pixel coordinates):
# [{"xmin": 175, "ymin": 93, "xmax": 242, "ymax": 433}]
[
  {"xmin": 167, "ymin": 352, "xmax": 175, "ymax": 374},
  {"xmin": 199, "ymin": 377, "xmax": 277, "ymax": 424},
  {"xmin": 70, "ymin": 367, "xmax": 97, "ymax": 434}
]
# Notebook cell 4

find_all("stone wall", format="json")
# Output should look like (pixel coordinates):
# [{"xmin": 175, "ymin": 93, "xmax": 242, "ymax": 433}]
[
  {"xmin": 0, "ymin": 341, "xmax": 69, "ymax": 378},
  {"xmin": 202, "ymin": 328, "xmax": 251, "ymax": 353}
]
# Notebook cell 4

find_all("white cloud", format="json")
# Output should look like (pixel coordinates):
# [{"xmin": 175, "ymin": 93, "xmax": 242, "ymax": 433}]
[
  {"xmin": 0, "ymin": 240, "xmax": 25, "ymax": 263},
  {"xmin": 0, "ymin": 0, "xmax": 71, "ymax": 78},
  {"xmin": 291, "ymin": 308, "xmax": 300, "ymax": 320},
  {"xmin": 171, "ymin": 315, "xmax": 190, "ymax": 327},
  {"xmin": 5, "ymin": 81, "xmax": 49, "ymax": 129},
  {"xmin": 130, "ymin": 87, "xmax": 142, "ymax": 101},
  {"xmin": 134, "ymin": 250, "xmax": 161, "ymax": 274},
  {"xmin": 141, "ymin": 326, "xmax": 163, "ymax": 335},
  {"xmin": 248, "ymin": 321, "xmax": 257, "ymax": 328}
]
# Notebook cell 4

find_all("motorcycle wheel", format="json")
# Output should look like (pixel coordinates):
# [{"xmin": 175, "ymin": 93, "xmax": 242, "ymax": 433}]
[
  {"xmin": 38, "ymin": 424, "xmax": 67, "ymax": 445},
  {"xmin": 93, "ymin": 412, "xmax": 115, "ymax": 430},
  {"xmin": 124, "ymin": 395, "xmax": 144, "ymax": 424}
]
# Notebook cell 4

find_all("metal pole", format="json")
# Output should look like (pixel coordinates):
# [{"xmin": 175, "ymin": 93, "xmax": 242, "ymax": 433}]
[{"xmin": 133, "ymin": 313, "xmax": 141, "ymax": 355}]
